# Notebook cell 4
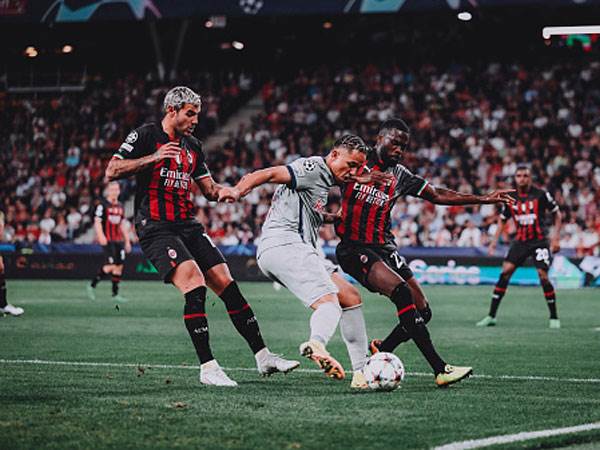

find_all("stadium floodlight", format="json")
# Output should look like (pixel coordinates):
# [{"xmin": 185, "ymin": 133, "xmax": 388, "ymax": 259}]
[
  {"xmin": 232, "ymin": 41, "xmax": 244, "ymax": 50},
  {"xmin": 457, "ymin": 11, "xmax": 472, "ymax": 21},
  {"xmin": 25, "ymin": 46, "xmax": 38, "ymax": 58},
  {"xmin": 542, "ymin": 25, "xmax": 600, "ymax": 39},
  {"xmin": 62, "ymin": 45, "xmax": 73, "ymax": 54}
]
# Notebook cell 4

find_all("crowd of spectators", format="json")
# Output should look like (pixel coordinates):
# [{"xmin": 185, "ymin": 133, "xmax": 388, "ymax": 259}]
[
  {"xmin": 1, "ymin": 60, "xmax": 599, "ymax": 257},
  {"xmin": 0, "ymin": 70, "xmax": 254, "ymax": 246},
  {"xmin": 198, "ymin": 61, "xmax": 600, "ymax": 256}
]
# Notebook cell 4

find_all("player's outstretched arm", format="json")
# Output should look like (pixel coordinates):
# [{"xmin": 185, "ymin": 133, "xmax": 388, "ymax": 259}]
[
  {"xmin": 197, "ymin": 175, "xmax": 228, "ymax": 201},
  {"xmin": 105, "ymin": 142, "xmax": 181, "ymax": 181},
  {"xmin": 218, "ymin": 166, "xmax": 291, "ymax": 202},
  {"xmin": 419, "ymin": 185, "xmax": 516, "ymax": 206}
]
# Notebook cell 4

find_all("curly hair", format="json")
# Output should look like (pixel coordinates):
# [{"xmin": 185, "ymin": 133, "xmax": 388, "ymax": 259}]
[
  {"xmin": 333, "ymin": 134, "xmax": 369, "ymax": 154},
  {"xmin": 163, "ymin": 86, "xmax": 202, "ymax": 112}
]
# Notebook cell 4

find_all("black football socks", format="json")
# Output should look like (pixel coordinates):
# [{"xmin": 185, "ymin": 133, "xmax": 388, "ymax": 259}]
[
  {"xmin": 541, "ymin": 279, "xmax": 558, "ymax": 319},
  {"xmin": 0, "ymin": 273, "xmax": 7, "ymax": 308},
  {"xmin": 219, "ymin": 282, "xmax": 266, "ymax": 354},
  {"xmin": 183, "ymin": 286, "xmax": 214, "ymax": 364},
  {"xmin": 386, "ymin": 283, "xmax": 446, "ymax": 374},
  {"xmin": 91, "ymin": 268, "xmax": 109, "ymax": 288},
  {"xmin": 379, "ymin": 305, "xmax": 432, "ymax": 351},
  {"xmin": 111, "ymin": 274, "xmax": 121, "ymax": 296},
  {"xmin": 489, "ymin": 273, "xmax": 510, "ymax": 317}
]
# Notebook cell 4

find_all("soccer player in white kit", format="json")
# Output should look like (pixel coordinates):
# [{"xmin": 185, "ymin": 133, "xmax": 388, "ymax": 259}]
[{"xmin": 220, "ymin": 135, "xmax": 385, "ymax": 388}]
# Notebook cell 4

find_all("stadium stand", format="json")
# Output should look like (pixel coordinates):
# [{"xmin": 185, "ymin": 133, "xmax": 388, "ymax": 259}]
[
  {"xmin": 1, "ymin": 61, "xmax": 599, "ymax": 256},
  {"xmin": 0, "ymin": 70, "xmax": 255, "ymax": 246},
  {"xmin": 200, "ymin": 62, "xmax": 600, "ymax": 256}
]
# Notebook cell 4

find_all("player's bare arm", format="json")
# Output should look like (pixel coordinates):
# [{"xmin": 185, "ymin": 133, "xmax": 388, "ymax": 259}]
[
  {"xmin": 197, "ymin": 175, "xmax": 228, "ymax": 202},
  {"xmin": 94, "ymin": 217, "xmax": 108, "ymax": 246},
  {"xmin": 121, "ymin": 220, "xmax": 132, "ymax": 253},
  {"xmin": 218, "ymin": 166, "xmax": 292, "ymax": 202},
  {"xmin": 488, "ymin": 216, "xmax": 506, "ymax": 255},
  {"xmin": 105, "ymin": 142, "xmax": 181, "ymax": 181},
  {"xmin": 551, "ymin": 208, "xmax": 562, "ymax": 253},
  {"xmin": 419, "ymin": 184, "xmax": 516, "ymax": 206},
  {"xmin": 349, "ymin": 170, "xmax": 393, "ymax": 186}
]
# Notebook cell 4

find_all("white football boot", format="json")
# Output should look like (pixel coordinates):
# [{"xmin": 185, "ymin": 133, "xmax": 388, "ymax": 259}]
[
  {"xmin": 255, "ymin": 348, "xmax": 300, "ymax": 376},
  {"xmin": 350, "ymin": 370, "xmax": 369, "ymax": 389},
  {"xmin": 199, "ymin": 360, "xmax": 238, "ymax": 387},
  {"xmin": 1, "ymin": 304, "xmax": 24, "ymax": 317}
]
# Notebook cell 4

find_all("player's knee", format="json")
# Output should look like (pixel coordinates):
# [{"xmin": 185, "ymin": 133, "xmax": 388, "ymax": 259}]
[
  {"xmin": 538, "ymin": 271, "xmax": 550, "ymax": 283},
  {"xmin": 390, "ymin": 282, "xmax": 413, "ymax": 310},
  {"xmin": 339, "ymin": 284, "xmax": 361, "ymax": 308},
  {"xmin": 172, "ymin": 261, "xmax": 204, "ymax": 293}
]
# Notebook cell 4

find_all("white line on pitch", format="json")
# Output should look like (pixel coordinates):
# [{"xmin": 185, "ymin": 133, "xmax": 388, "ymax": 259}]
[
  {"xmin": 433, "ymin": 421, "xmax": 600, "ymax": 450},
  {"xmin": 1, "ymin": 359, "xmax": 600, "ymax": 383},
  {"xmin": 542, "ymin": 25, "xmax": 600, "ymax": 39}
]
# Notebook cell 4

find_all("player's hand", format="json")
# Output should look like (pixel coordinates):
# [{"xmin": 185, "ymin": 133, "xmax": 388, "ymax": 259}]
[
  {"xmin": 482, "ymin": 189, "xmax": 516, "ymax": 205},
  {"xmin": 153, "ymin": 142, "xmax": 182, "ymax": 162},
  {"xmin": 218, "ymin": 186, "xmax": 241, "ymax": 203},
  {"xmin": 350, "ymin": 170, "xmax": 393, "ymax": 186},
  {"xmin": 98, "ymin": 236, "xmax": 108, "ymax": 246},
  {"xmin": 551, "ymin": 239, "xmax": 560, "ymax": 253},
  {"xmin": 488, "ymin": 242, "xmax": 497, "ymax": 256},
  {"xmin": 125, "ymin": 242, "xmax": 132, "ymax": 253}
]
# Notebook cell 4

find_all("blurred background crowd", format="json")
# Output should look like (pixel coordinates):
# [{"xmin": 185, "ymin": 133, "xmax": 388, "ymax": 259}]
[{"xmin": 1, "ymin": 60, "xmax": 599, "ymax": 256}]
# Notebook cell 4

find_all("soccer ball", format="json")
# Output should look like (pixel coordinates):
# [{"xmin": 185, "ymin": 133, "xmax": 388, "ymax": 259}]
[{"xmin": 362, "ymin": 352, "xmax": 405, "ymax": 391}]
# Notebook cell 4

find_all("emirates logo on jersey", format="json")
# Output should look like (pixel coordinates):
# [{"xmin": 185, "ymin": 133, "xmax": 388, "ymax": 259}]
[
  {"xmin": 160, "ymin": 167, "xmax": 191, "ymax": 189},
  {"xmin": 353, "ymin": 183, "xmax": 390, "ymax": 206}
]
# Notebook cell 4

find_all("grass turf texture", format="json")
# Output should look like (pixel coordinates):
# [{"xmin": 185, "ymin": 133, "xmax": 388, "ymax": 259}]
[{"xmin": 1, "ymin": 281, "xmax": 599, "ymax": 450}]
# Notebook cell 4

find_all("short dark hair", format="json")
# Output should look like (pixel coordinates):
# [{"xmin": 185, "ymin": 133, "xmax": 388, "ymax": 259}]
[
  {"xmin": 515, "ymin": 164, "xmax": 531, "ymax": 173},
  {"xmin": 333, "ymin": 134, "xmax": 369, "ymax": 154},
  {"xmin": 378, "ymin": 118, "xmax": 410, "ymax": 135}
]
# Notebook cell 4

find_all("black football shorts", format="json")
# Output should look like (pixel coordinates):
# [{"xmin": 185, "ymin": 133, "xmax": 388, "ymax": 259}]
[
  {"xmin": 505, "ymin": 239, "xmax": 552, "ymax": 271},
  {"xmin": 104, "ymin": 242, "xmax": 125, "ymax": 265},
  {"xmin": 335, "ymin": 241, "xmax": 414, "ymax": 292},
  {"xmin": 137, "ymin": 220, "xmax": 226, "ymax": 282}
]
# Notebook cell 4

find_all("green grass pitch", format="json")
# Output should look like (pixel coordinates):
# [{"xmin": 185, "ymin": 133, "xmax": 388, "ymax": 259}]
[{"xmin": 1, "ymin": 280, "xmax": 599, "ymax": 450}]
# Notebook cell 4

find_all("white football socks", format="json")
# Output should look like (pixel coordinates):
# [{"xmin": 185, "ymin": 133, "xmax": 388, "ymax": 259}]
[
  {"xmin": 340, "ymin": 304, "xmax": 369, "ymax": 371},
  {"xmin": 309, "ymin": 300, "xmax": 342, "ymax": 346}
]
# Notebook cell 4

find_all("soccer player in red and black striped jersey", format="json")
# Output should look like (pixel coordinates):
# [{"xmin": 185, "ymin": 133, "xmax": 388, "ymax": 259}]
[
  {"xmin": 87, "ymin": 181, "xmax": 131, "ymax": 302},
  {"xmin": 477, "ymin": 165, "xmax": 562, "ymax": 328},
  {"xmin": 105, "ymin": 86, "xmax": 299, "ymax": 386},
  {"xmin": 335, "ymin": 118, "xmax": 515, "ymax": 387}
]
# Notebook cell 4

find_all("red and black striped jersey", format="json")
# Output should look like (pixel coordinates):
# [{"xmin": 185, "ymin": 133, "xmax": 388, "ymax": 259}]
[
  {"xmin": 500, "ymin": 187, "xmax": 559, "ymax": 242},
  {"xmin": 336, "ymin": 156, "xmax": 428, "ymax": 246},
  {"xmin": 95, "ymin": 200, "xmax": 125, "ymax": 242},
  {"xmin": 112, "ymin": 123, "xmax": 210, "ymax": 222}
]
